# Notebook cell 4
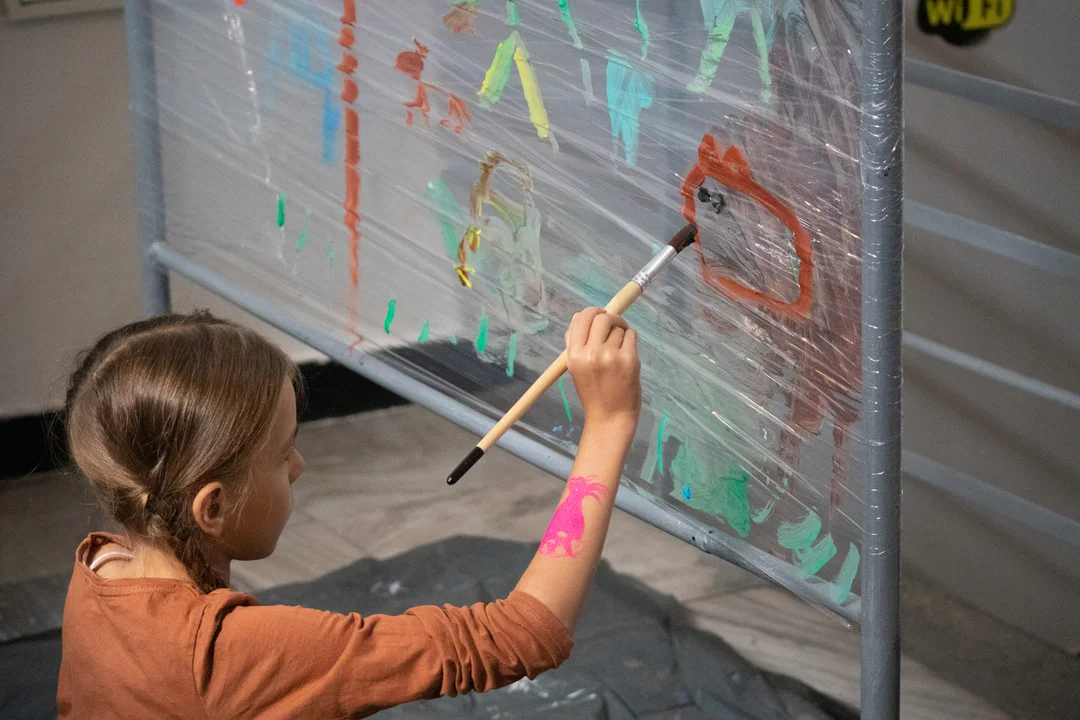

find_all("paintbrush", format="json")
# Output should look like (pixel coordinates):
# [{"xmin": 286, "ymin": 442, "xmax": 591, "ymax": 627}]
[{"xmin": 447, "ymin": 223, "xmax": 698, "ymax": 485}]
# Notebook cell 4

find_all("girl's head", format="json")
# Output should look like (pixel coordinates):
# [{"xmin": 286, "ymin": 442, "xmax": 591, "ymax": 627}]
[{"xmin": 65, "ymin": 311, "xmax": 305, "ymax": 592}]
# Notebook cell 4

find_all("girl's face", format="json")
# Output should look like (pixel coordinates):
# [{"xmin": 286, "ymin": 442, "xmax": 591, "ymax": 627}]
[{"xmin": 223, "ymin": 378, "xmax": 305, "ymax": 561}]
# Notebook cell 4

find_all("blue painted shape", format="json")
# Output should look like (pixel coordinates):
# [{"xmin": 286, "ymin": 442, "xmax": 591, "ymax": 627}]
[
  {"xmin": 605, "ymin": 51, "xmax": 654, "ymax": 166},
  {"xmin": 266, "ymin": 20, "xmax": 340, "ymax": 165}
]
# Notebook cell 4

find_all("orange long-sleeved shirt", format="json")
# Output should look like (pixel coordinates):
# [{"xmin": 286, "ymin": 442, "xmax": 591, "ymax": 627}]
[{"xmin": 57, "ymin": 533, "xmax": 573, "ymax": 719}]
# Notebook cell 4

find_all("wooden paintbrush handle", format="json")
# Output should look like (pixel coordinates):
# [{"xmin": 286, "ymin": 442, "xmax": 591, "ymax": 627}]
[{"xmin": 476, "ymin": 280, "xmax": 643, "ymax": 452}]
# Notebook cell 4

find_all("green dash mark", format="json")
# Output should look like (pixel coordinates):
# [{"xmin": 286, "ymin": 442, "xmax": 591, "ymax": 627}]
[
  {"xmin": 276, "ymin": 193, "xmax": 287, "ymax": 228},
  {"xmin": 475, "ymin": 312, "xmax": 489, "ymax": 354},
  {"xmin": 296, "ymin": 208, "xmax": 311, "ymax": 252},
  {"xmin": 798, "ymin": 534, "xmax": 837, "ymax": 578},
  {"xmin": 655, "ymin": 411, "xmax": 670, "ymax": 475},
  {"xmin": 449, "ymin": 334, "xmax": 458, "ymax": 345},
  {"xmin": 634, "ymin": 0, "xmax": 650, "ymax": 59},
  {"xmin": 558, "ymin": 0, "xmax": 583, "ymax": 49},
  {"xmin": 505, "ymin": 0, "xmax": 518, "ymax": 26},
  {"xmin": 831, "ymin": 544, "xmax": 860, "ymax": 604},
  {"xmin": 327, "ymin": 244, "xmax": 335, "ymax": 271},
  {"xmin": 506, "ymin": 332, "xmax": 518, "ymax": 377},
  {"xmin": 383, "ymin": 299, "xmax": 396, "ymax": 334},
  {"xmin": 557, "ymin": 376, "xmax": 572, "ymax": 423},
  {"xmin": 418, "ymin": 319, "xmax": 430, "ymax": 343}
]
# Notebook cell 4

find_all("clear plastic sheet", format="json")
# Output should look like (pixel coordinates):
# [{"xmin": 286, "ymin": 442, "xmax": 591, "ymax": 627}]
[{"xmin": 141, "ymin": 0, "xmax": 871, "ymax": 617}]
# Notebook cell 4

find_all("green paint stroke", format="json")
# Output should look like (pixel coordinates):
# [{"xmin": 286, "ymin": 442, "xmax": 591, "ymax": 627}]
[
  {"xmin": 383, "ymin": 298, "xmax": 397, "ymax": 334},
  {"xmin": 634, "ymin": 0, "xmax": 650, "ymax": 59},
  {"xmin": 475, "ymin": 312, "xmax": 489, "ymax": 354},
  {"xmin": 777, "ymin": 511, "xmax": 822, "ymax": 550},
  {"xmin": 296, "ymin": 208, "xmax": 311, "ymax": 252},
  {"xmin": 748, "ymin": 8, "xmax": 773, "ymax": 102},
  {"xmin": 327, "ymin": 243, "xmax": 335, "ymax": 270},
  {"xmin": 478, "ymin": 34, "xmax": 517, "ymax": 106},
  {"xmin": 655, "ymin": 411, "xmax": 670, "ymax": 475},
  {"xmin": 425, "ymin": 179, "xmax": 465, "ymax": 261},
  {"xmin": 670, "ymin": 448, "xmax": 751, "ymax": 538},
  {"xmin": 449, "ymin": 333, "xmax": 458, "ymax": 345},
  {"xmin": 777, "ymin": 511, "xmax": 838, "ymax": 578},
  {"xmin": 557, "ymin": 376, "xmax": 572, "ymax": 423},
  {"xmin": 558, "ymin": 0, "xmax": 584, "ymax": 49},
  {"xmin": 751, "ymin": 497, "xmax": 776, "ymax": 524},
  {"xmin": 276, "ymin": 193, "xmax": 287, "ymax": 228},
  {"xmin": 688, "ymin": 0, "xmax": 737, "ymax": 93},
  {"xmin": 505, "ymin": 0, "xmax": 518, "ymax": 26},
  {"xmin": 418, "ymin": 319, "xmax": 431, "ymax": 343},
  {"xmin": 506, "ymin": 332, "xmax": 518, "ymax": 377},
  {"xmin": 831, "ymin": 544, "xmax": 860, "ymax": 604}
]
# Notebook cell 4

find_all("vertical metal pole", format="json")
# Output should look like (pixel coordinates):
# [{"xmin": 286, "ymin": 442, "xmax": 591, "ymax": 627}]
[
  {"xmin": 859, "ymin": 0, "xmax": 904, "ymax": 717},
  {"xmin": 123, "ymin": 0, "xmax": 171, "ymax": 316}
]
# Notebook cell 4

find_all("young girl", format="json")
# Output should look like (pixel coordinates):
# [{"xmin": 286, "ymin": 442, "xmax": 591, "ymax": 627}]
[{"xmin": 58, "ymin": 307, "xmax": 641, "ymax": 718}]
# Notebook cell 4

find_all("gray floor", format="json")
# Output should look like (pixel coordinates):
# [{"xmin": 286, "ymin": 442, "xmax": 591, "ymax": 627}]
[{"xmin": 3, "ymin": 405, "xmax": 1079, "ymax": 718}]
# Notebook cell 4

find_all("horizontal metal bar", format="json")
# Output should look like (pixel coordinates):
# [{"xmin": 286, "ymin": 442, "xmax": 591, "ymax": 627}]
[
  {"xmin": 906, "ymin": 59, "xmax": 1080, "ymax": 131},
  {"xmin": 149, "ymin": 242, "xmax": 861, "ymax": 624},
  {"xmin": 903, "ymin": 451, "xmax": 1080, "ymax": 549},
  {"xmin": 905, "ymin": 201, "xmax": 1080, "ymax": 283},
  {"xmin": 904, "ymin": 332, "xmax": 1080, "ymax": 413}
]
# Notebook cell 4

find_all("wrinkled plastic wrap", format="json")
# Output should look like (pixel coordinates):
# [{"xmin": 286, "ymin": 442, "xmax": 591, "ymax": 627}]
[{"xmin": 141, "ymin": 0, "xmax": 872, "ymax": 616}]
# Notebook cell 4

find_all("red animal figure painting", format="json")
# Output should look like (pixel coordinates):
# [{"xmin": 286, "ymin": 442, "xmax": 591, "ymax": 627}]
[
  {"xmin": 538, "ymin": 476, "xmax": 609, "ymax": 557},
  {"xmin": 394, "ymin": 40, "xmax": 471, "ymax": 133}
]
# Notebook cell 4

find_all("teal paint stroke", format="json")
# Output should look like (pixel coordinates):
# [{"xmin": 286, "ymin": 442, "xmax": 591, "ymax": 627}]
[
  {"xmin": 276, "ymin": 193, "xmax": 287, "ymax": 228},
  {"xmin": 505, "ymin": 0, "xmax": 518, "ymax": 26},
  {"xmin": 475, "ymin": 312, "xmax": 489, "ymax": 354},
  {"xmin": 449, "ymin": 333, "xmax": 459, "ymax": 345},
  {"xmin": 634, "ymin": 0, "xmax": 650, "ymax": 59},
  {"xmin": 748, "ymin": 9, "xmax": 774, "ymax": 102},
  {"xmin": 751, "ymin": 476, "xmax": 788, "ymax": 524},
  {"xmin": 425, "ymin": 179, "xmax": 467, "ymax": 262},
  {"xmin": 327, "ymin": 243, "xmax": 335, "ymax": 271},
  {"xmin": 557, "ymin": 376, "xmax": 573, "ymax": 422},
  {"xmin": 418, "ymin": 319, "xmax": 431, "ymax": 343},
  {"xmin": 778, "ymin": 510, "xmax": 838, "ymax": 578},
  {"xmin": 295, "ymin": 208, "xmax": 311, "ymax": 252},
  {"xmin": 506, "ymin": 331, "xmax": 518, "ymax": 377},
  {"xmin": 605, "ymin": 52, "xmax": 654, "ymax": 167},
  {"xmin": 383, "ymin": 299, "xmax": 397, "ymax": 334},
  {"xmin": 831, "ymin": 543, "xmax": 860, "ymax": 604},
  {"xmin": 558, "ymin": 0, "xmax": 584, "ymax": 48},
  {"xmin": 655, "ymin": 411, "xmax": 670, "ymax": 475}
]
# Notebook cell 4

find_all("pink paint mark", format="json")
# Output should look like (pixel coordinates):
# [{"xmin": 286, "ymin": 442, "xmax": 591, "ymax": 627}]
[{"xmin": 538, "ymin": 476, "xmax": 609, "ymax": 558}]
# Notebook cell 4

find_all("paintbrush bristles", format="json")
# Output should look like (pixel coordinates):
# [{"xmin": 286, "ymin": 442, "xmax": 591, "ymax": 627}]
[{"xmin": 667, "ymin": 223, "xmax": 698, "ymax": 253}]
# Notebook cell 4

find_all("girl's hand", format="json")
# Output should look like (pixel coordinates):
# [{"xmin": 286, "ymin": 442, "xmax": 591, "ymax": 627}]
[{"xmin": 565, "ymin": 307, "xmax": 641, "ymax": 433}]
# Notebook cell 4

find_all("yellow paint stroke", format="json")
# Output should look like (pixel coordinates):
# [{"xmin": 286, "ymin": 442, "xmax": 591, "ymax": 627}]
[{"xmin": 512, "ymin": 42, "xmax": 551, "ymax": 140}]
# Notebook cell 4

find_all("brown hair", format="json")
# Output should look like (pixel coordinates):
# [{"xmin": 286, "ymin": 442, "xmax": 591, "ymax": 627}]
[{"xmin": 64, "ymin": 311, "xmax": 299, "ymax": 592}]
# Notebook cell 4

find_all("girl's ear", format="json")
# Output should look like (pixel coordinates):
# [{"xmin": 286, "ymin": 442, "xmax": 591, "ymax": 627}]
[{"xmin": 192, "ymin": 482, "xmax": 228, "ymax": 538}]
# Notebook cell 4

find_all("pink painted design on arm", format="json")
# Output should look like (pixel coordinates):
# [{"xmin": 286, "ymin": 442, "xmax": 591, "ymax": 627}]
[{"xmin": 538, "ymin": 476, "xmax": 610, "ymax": 558}]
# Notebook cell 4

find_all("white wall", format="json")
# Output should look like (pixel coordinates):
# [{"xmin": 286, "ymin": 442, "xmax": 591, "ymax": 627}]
[
  {"xmin": 0, "ymin": 8, "xmax": 322, "ymax": 418},
  {"xmin": 1, "ymin": 3, "xmax": 1078, "ymax": 651}
]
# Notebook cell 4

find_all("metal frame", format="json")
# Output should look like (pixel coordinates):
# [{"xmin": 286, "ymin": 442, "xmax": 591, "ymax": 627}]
[{"xmin": 123, "ymin": 0, "xmax": 905, "ymax": 716}]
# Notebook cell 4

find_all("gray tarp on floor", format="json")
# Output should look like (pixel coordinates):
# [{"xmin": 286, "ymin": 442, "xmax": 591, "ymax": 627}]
[{"xmin": 0, "ymin": 536, "xmax": 855, "ymax": 719}]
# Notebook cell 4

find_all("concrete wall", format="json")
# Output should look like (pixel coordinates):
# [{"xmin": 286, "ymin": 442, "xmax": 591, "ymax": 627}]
[{"xmin": 1, "ymin": 3, "xmax": 1077, "ymax": 650}]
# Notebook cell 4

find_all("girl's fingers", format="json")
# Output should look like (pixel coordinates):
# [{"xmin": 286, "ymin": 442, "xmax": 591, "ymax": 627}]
[
  {"xmin": 608, "ymin": 326, "xmax": 626, "ymax": 348},
  {"xmin": 587, "ymin": 313, "xmax": 614, "ymax": 346},
  {"xmin": 568, "ymin": 307, "xmax": 604, "ymax": 349},
  {"xmin": 624, "ymin": 329, "xmax": 638, "ymax": 355}
]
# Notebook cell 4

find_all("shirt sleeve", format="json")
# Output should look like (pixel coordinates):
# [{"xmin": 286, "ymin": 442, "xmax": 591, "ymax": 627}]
[{"xmin": 193, "ymin": 590, "xmax": 573, "ymax": 719}]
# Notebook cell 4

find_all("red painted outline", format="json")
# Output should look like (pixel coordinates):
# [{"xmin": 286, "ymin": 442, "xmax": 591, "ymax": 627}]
[
  {"xmin": 680, "ymin": 134, "xmax": 813, "ymax": 322},
  {"xmin": 338, "ymin": 0, "xmax": 362, "ymax": 339}
]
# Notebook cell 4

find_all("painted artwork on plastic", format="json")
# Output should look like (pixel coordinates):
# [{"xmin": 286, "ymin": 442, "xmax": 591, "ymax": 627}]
[{"xmin": 147, "ymin": 0, "xmax": 866, "ymax": 617}]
